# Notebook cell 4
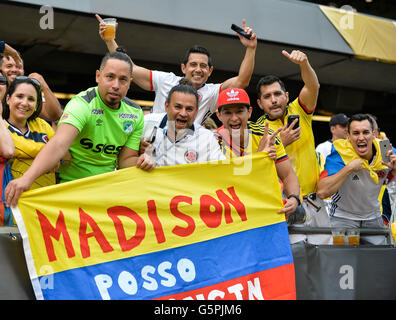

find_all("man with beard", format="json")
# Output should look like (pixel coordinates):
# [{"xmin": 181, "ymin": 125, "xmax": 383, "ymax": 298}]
[{"xmin": 5, "ymin": 51, "xmax": 154, "ymax": 208}]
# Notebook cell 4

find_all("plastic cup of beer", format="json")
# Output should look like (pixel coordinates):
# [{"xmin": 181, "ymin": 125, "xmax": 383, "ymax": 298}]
[
  {"xmin": 347, "ymin": 229, "xmax": 360, "ymax": 245},
  {"xmin": 103, "ymin": 18, "xmax": 117, "ymax": 40},
  {"xmin": 332, "ymin": 228, "xmax": 346, "ymax": 245}
]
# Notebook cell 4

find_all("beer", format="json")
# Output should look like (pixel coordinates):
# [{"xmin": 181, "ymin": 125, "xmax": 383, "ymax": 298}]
[
  {"xmin": 103, "ymin": 18, "xmax": 117, "ymax": 41},
  {"xmin": 104, "ymin": 24, "xmax": 116, "ymax": 40},
  {"xmin": 347, "ymin": 235, "xmax": 360, "ymax": 245},
  {"xmin": 333, "ymin": 235, "xmax": 345, "ymax": 245},
  {"xmin": 346, "ymin": 229, "xmax": 360, "ymax": 245}
]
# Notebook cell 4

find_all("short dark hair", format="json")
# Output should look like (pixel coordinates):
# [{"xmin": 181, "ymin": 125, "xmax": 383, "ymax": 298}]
[
  {"xmin": 348, "ymin": 113, "xmax": 374, "ymax": 132},
  {"xmin": 256, "ymin": 75, "xmax": 287, "ymax": 98},
  {"xmin": 182, "ymin": 45, "xmax": 212, "ymax": 68},
  {"xmin": 2, "ymin": 77, "xmax": 42, "ymax": 122},
  {"xmin": 100, "ymin": 49, "xmax": 133, "ymax": 75},
  {"xmin": 166, "ymin": 81, "xmax": 199, "ymax": 107}
]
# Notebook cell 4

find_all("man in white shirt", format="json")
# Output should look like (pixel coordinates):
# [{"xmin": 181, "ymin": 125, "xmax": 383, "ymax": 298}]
[
  {"xmin": 142, "ymin": 83, "xmax": 225, "ymax": 167},
  {"xmin": 316, "ymin": 113, "xmax": 348, "ymax": 161},
  {"xmin": 317, "ymin": 114, "xmax": 396, "ymax": 244},
  {"xmin": 97, "ymin": 15, "xmax": 257, "ymax": 125}
]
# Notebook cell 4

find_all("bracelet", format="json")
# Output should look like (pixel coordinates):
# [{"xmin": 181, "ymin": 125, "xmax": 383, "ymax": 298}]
[
  {"xmin": 0, "ymin": 41, "xmax": 5, "ymax": 55},
  {"xmin": 287, "ymin": 194, "xmax": 301, "ymax": 206}
]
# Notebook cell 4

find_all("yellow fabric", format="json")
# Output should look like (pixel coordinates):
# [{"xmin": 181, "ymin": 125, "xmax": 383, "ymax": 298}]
[
  {"xmin": 13, "ymin": 153, "xmax": 284, "ymax": 276},
  {"xmin": 332, "ymin": 138, "xmax": 388, "ymax": 184},
  {"xmin": 378, "ymin": 184, "xmax": 386, "ymax": 214},
  {"xmin": 320, "ymin": 5, "xmax": 396, "ymax": 64}
]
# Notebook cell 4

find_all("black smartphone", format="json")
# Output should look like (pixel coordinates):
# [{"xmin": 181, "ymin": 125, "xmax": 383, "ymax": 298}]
[
  {"xmin": 379, "ymin": 138, "xmax": 391, "ymax": 162},
  {"xmin": 231, "ymin": 24, "xmax": 251, "ymax": 39},
  {"xmin": 147, "ymin": 126, "xmax": 157, "ymax": 144},
  {"xmin": 287, "ymin": 115, "xmax": 300, "ymax": 130}
]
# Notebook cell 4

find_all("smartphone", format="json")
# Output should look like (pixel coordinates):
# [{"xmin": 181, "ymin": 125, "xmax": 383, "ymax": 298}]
[
  {"xmin": 287, "ymin": 115, "xmax": 300, "ymax": 130},
  {"xmin": 379, "ymin": 138, "xmax": 391, "ymax": 162},
  {"xmin": 231, "ymin": 24, "xmax": 251, "ymax": 39},
  {"xmin": 146, "ymin": 126, "xmax": 157, "ymax": 144}
]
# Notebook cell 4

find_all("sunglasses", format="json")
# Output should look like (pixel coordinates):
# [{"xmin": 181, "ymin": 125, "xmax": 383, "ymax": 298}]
[
  {"xmin": 0, "ymin": 76, "xmax": 6, "ymax": 86},
  {"xmin": 15, "ymin": 76, "xmax": 41, "ymax": 88}
]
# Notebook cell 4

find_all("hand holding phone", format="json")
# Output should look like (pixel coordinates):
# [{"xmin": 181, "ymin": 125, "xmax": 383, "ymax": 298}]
[
  {"xmin": 146, "ymin": 126, "xmax": 158, "ymax": 144},
  {"xmin": 379, "ymin": 139, "xmax": 391, "ymax": 163},
  {"xmin": 287, "ymin": 115, "xmax": 300, "ymax": 130},
  {"xmin": 231, "ymin": 24, "xmax": 251, "ymax": 39}
]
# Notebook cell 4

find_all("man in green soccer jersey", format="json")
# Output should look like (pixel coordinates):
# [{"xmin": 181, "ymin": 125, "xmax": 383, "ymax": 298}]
[{"xmin": 5, "ymin": 51, "xmax": 154, "ymax": 207}]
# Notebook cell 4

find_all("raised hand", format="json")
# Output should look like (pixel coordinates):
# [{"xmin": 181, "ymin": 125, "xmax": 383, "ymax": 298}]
[
  {"xmin": 235, "ymin": 19, "xmax": 257, "ymax": 49},
  {"xmin": 282, "ymin": 50, "xmax": 308, "ymax": 65}
]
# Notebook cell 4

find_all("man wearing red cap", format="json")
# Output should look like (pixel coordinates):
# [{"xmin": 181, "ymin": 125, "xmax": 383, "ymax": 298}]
[{"xmin": 215, "ymin": 87, "xmax": 300, "ymax": 219}]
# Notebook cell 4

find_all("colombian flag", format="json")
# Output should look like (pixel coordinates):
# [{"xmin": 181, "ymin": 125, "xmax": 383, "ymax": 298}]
[{"xmin": 12, "ymin": 153, "xmax": 296, "ymax": 300}]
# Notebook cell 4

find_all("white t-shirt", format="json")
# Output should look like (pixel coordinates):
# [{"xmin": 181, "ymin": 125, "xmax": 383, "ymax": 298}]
[
  {"xmin": 315, "ymin": 140, "xmax": 332, "ymax": 162},
  {"xmin": 150, "ymin": 71, "xmax": 222, "ymax": 125},
  {"xmin": 143, "ymin": 113, "xmax": 225, "ymax": 167}
]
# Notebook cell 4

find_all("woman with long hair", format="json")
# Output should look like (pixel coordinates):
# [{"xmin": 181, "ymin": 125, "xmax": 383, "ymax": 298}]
[{"xmin": 2, "ymin": 76, "xmax": 56, "ymax": 190}]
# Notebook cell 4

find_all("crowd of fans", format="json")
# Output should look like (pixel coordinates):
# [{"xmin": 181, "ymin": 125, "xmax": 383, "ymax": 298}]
[{"xmin": 0, "ymin": 14, "xmax": 395, "ymax": 245}]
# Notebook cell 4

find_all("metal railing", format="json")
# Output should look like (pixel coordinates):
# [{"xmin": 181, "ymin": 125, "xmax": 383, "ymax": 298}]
[{"xmin": 288, "ymin": 226, "xmax": 394, "ymax": 245}]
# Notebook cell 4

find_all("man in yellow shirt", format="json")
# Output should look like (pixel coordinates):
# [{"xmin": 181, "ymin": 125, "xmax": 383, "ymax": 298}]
[
  {"xmin": 215, "ymin": 87, "xmax": 300, "ymax": 219},
  {"xmin": 256, "ymin": 50, "xmax": 331, "ymax": 244}
]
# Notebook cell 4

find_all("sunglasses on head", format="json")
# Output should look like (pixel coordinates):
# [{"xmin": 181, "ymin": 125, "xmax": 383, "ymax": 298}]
[{"xmin": 15, "ymin": 76, "xmax": 41, "ymax": 88}]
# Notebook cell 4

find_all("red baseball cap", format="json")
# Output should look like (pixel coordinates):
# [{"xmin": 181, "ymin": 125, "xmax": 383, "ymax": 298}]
[{"xmin": 217, "ymin": 88, "xmax": 250, "ymax": 110}]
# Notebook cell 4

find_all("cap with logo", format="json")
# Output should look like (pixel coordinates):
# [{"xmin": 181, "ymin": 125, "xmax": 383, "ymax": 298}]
[
  {"xmin": 217, "ymin": 88, "xmax": 250, "ymax": 110},
  {"xmin": 329, "ymin": 113, "xmax": 348, "ymax": 127}
]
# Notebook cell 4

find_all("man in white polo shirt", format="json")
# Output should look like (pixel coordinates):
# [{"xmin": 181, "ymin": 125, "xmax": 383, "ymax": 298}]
[{"xmin": 142, "ymin": 82, "xmax": 225, "ymax": 167}]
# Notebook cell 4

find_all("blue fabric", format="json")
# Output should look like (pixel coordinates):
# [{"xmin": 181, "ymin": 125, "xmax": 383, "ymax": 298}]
[{"xmin": 1, "ymin": 161, "xmax": 14, "ymax": 226}]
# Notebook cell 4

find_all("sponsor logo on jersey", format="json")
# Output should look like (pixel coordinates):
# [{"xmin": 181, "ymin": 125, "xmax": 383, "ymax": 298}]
[
  {"xmin": 79, "ymin": 138, "xmax": 123, "ymax": 155},
  {"xmin": 92, "ymin": 109, "xmax": 104, "ymax": 115},
  {"xmin": 119, "ymin": 113, "xmax": 139, "ymax": 120},
  {"xmin": 352, "ymin": 175, "xmax": 359, "ymax": 181},
  {"xmin": 60, "ymin": 113, "xmax": 69, "ymax": 121},
  {"xmin": 42, "ymin": 135, "xmax": 49, "ymax": 143},
  {"xmin": 96, "ymin": 119, "xmax": 103, "ymax": 127},
  {"xmin": 123, "ymin": 121, "xmax": 134, "ymax": 133},
  {"xmin": 184, "ymin": 150, "xmax": 198, "ymax": 163}
]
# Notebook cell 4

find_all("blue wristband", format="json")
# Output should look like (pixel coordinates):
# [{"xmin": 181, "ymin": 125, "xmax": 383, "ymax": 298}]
[{"xmin": 0, "ymin": 41, "xmax": 5, "ymax": 55}]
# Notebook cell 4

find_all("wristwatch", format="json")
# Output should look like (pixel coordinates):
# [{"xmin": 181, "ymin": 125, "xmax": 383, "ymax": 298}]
[{"xmin": 287, "ymin": 194, "xmax": 301, "ymax": 206}]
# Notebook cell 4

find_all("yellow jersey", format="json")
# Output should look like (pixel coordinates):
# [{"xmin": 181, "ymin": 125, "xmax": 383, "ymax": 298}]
[
  {"xmin": 214, "ymin": 121, "xmax": 288, "ymax": 163},
  {"xmin": 257, "ymin": 97, "xmax": 320, "ymax": 196},
  {"xmin": 6, "ymin": 118, "xmax": 56, "ymax": 190}
]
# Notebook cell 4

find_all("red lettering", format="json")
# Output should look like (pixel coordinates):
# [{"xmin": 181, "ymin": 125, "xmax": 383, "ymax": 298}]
[
  {"xmin": 147, "ymin": 200, "xmax": 166, "ymax": 244},
  {"xmin": 79, "ymin": 208, "xmax": 113, "ymax": 258},
  {"xmin": 200, "ymin": 195, "xmax": 223, "ymax": 228},
  {"xmin": 216, "ymin": 187, "xmax": 247, "ymax": 223},
  {"xmin": 36, "ymin": 210, "xmax": 75, "ymax": 262},
  {"xmin": 170, "ymin": 196, "xmax": 195, "ymax": 237},
  {"xmin": 107, "ymin": 206, "xmax": 146, "ymax": 251}
]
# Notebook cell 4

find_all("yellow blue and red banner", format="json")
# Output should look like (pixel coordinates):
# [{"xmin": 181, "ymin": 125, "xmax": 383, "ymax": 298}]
[{"xmin": 12, "ymin": 153, "xmax": 296, "ymax": 300}]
